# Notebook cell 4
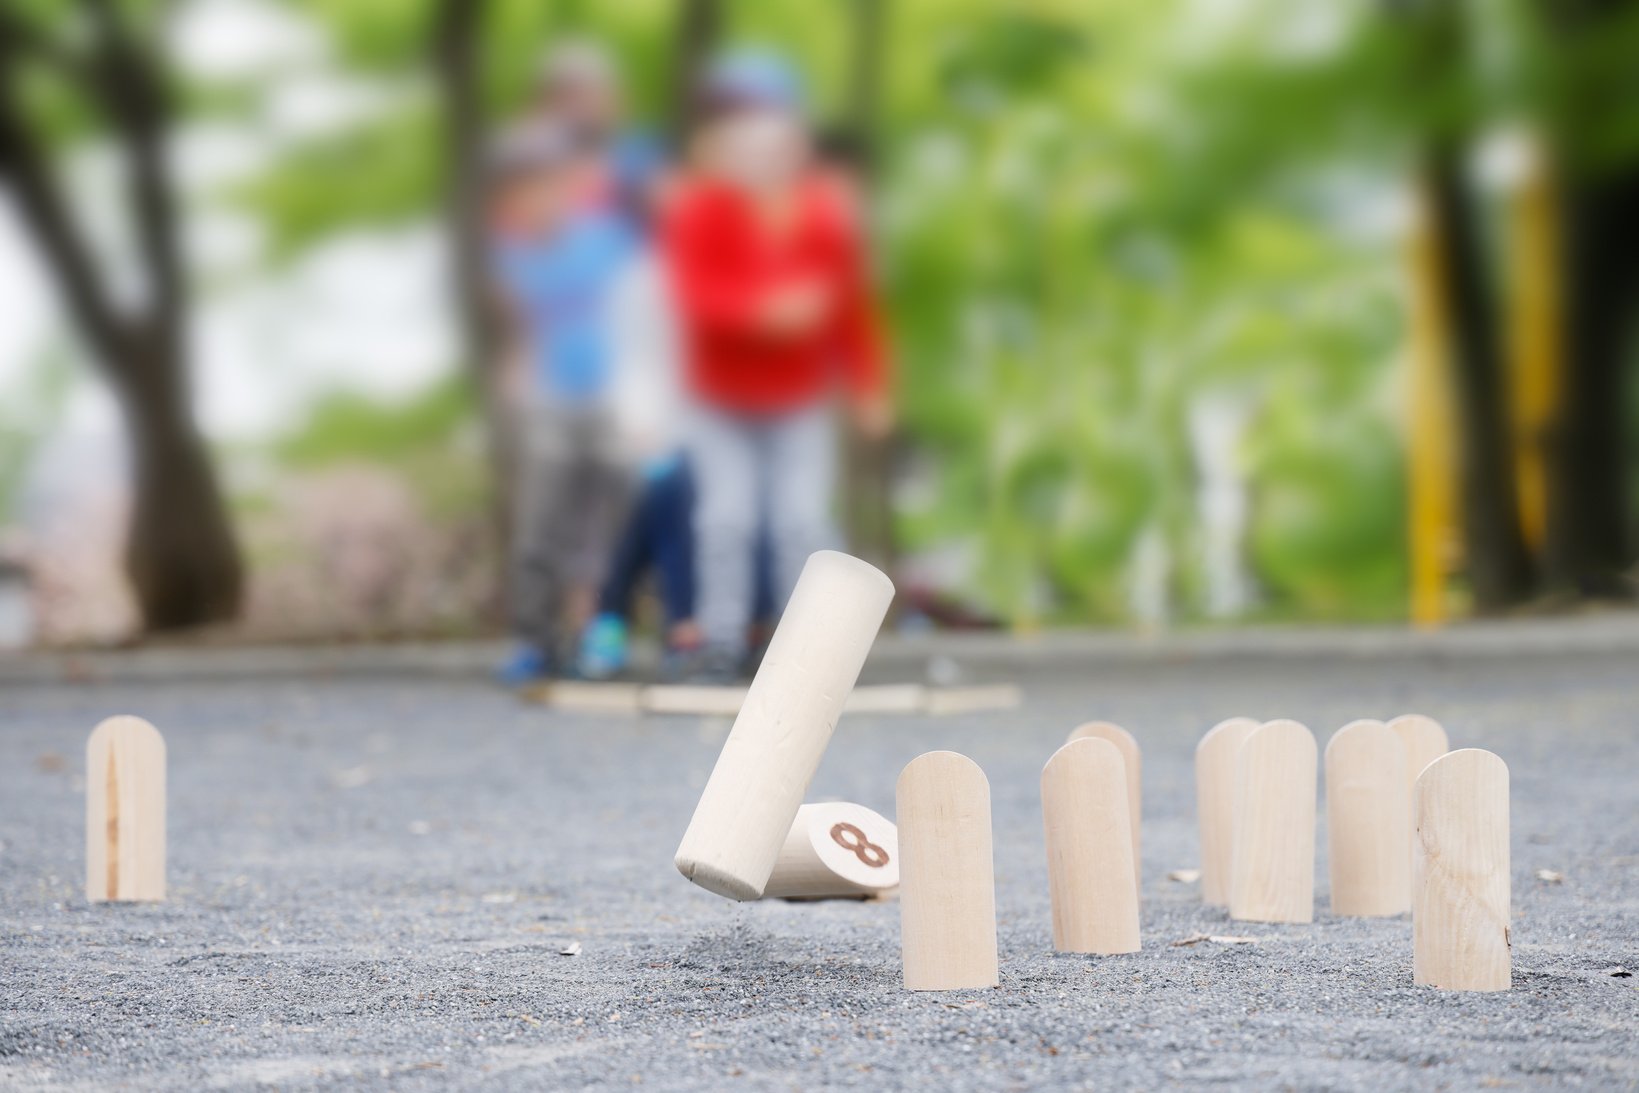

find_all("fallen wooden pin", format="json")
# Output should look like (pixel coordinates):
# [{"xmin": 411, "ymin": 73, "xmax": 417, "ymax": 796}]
[
  {"xmin": 531, "ymin": 681, "xmax": 1022, "ymax": 717},
  {"xmin": 1324, "ymin": 719, "xmax": 1410, "ymax": 917},
  {"xmin": 762, "ymin": 802, "xmax": 899, "ymax": 900},
  {"xmin": 86, "ymin": 715, "xmax": 166, "ymax": 903},
  {"xmin": 1414, "ymin": 749, "xmax": 1511, "ymax": 991},
  {"xmin": 1041, "ymin": 738, "xmax": 1140, "ymax": 954},
  {"xmin": 898, "ymin": 751, "xmax": 998, "ymax": 990},
  {"xmin": 674, "ymin": 551, "xmax": 895, "ymax": 901}
]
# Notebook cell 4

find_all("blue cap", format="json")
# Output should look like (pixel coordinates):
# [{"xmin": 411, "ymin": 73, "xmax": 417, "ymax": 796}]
[{"xmin": 699, "ymin": 49, "xmax": 804, "ymax": 114}]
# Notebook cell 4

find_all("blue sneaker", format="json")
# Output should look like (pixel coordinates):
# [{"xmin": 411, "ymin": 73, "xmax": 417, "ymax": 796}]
[
  {"xmin": 577, "ymin": 613, "xmax": 629, "ymax": 680},
  {"xmin": 495, "ymin": 642, "xmax": 552, "ymax": 687}
]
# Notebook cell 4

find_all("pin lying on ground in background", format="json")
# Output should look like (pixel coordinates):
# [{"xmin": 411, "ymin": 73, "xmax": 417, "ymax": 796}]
[
  {"xmin": 1066, "ymin": 721, "xmax": 1141, "ymax": 886},
  {"xmin": 1195, "ymin": 717, "xmax": 1260, "ymax": 906},
  {"xmin": 897, "ymin": 751, "xmax": 998, "ymax": 991},
  {"xmin": 1388, "ymin": 713, "xmax": 1450, "ymax": 795},
  {"xmin": 761, "ymin": 802, "xmax": 899, "ymax": 900},
  {"xmin": 1414, "ymin": 749, "xmax": 1511, "ymax": 991},
  {"xmin": 674, "ymin": 551, "xmax": 894, "ymax": 901},
  {"xmin": 1229, "ymin": 719, "xmax": 1316, "ymax": 924},
  {"xmin": 86, "ymin": 715, "xmax": 166, "ymax": 903},
  {"xmin": 1325, "ymin": 720, "xmax": 1410, "ymax": 916},
  {"xmin": 1041, "ymin": 738, "xmax": 1140, "ymax": 954}
]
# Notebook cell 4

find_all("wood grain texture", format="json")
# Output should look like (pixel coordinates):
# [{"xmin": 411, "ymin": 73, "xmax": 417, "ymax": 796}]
[
  {"xmin": 1066, "ymin": 722, "xmax": 1141, "ymax": 886},
  {"xmin": 1388, "ymin": 714, "xmax": 1450, "ymax": 796},
  {"xmin": 1195, "ymin": 717, "xmax": 1260, "ymax": 906},
  {"xmin": 1414, "ymin": 749, "xmax": 1511, "ymax": 991},
  {"xmin": 897, "ymin": 751, "xmax": 998, "ymax": 990},
  {"xmin": 86, "ymin": 715, "xmax": 166, "ymax": 902},
  {"xmin": 1324, "ymin": 720, "xmax": 1410, "ymax": 917},
  {"xmin": 1229, "ymin": 719, "xmax": 1317, "ymax": 924},
  {"xmin": 1041, "ymin": 738, "xmax": 1140, "ymax": 954},
  {"xmin": 762, "ymin": 802, "xmax": 900, "ymax": 900},
  {"xmin": 674, "ymin": 551, "xmax": 894, "ymax": 900}
]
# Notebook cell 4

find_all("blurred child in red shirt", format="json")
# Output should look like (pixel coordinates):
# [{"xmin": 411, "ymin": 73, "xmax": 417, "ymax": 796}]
[{"xmin": 662, "ymin": 51, "xmax": 892, "ymax": 677}]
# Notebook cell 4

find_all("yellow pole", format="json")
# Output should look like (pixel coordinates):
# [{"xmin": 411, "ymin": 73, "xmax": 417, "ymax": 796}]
[
  {"xmin": 1504, "ymin": 138, "xmax": 1561, "ymax": 556},
  {"xmin": 1406, "ymin": 180, "xmax": 1460, "ymax": 628}
]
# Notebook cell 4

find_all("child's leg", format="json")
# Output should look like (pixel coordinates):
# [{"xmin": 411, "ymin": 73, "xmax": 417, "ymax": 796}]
[
  {"xmin": 594, "ymin": 470, "xmax": 659, "ymax": 622},
  {"xmin": 687, "ymin": 411, "xmax": 758, "ymax": 658},
  {"xmin": 765, "ymin": 406, "xmax": 841, "ymax": 613},
  {"xmin": 508, "ymin": 412, "xmax": 578, "ymax": 660},
  {"xmin": 652, "ymin": 457, "xmax": 698, "ymax": 632}
]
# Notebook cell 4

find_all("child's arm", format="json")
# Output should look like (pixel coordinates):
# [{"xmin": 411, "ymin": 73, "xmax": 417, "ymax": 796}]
[{"xmin": 827, "ymin": 200, "xmax": 892, "ymax": 434}]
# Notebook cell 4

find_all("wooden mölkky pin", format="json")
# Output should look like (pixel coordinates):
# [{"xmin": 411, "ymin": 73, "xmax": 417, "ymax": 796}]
[
  {"xmin": 762, "ymin": 802, "xmax": 900, "ymax": 900},
  {"xmin": 674, "ymin": 551, "xmax": 894, "ymax": 900},
  {"xmin": 1388, "ymin": 713, "xmax": 1450, "ymax": 795},
  {"xmin": 1066, "ymin": 721, "xmax": 1141, "ymax": 886},
  {"xmin": 1414, "ymin": 749, "xmax": 1510, "ymax": 991},
  {"xmin": 1324, "ymin": 720, "xmax": 1410, "ymax": 916},
  {"xmin": 1229, "ymin": 719, "xmax": 1316, "ymax": 924},
  {"xmin": 1195, "ymin": 716, "xmax": 1260, "ymax": 906},
  {"xmin": 86, "ymin": 715, "xmax": 166, "ymax": 902},
  {"xmin": 897, "ymin": 751, "xmax": 998, "ymax": 990},
  {"xmin": 1041, "ymin": 738, "xmax": 1140, "ymax": 954}
]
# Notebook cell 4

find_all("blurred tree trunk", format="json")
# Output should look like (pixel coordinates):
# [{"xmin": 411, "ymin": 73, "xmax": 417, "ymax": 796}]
[
  {"xmin": 1546, "ymin": 168, "xmax": 1639, "ymax": 596},
  {"xmin": 431, "ymin": 0, "xmax": 517, "ymax": 585},
  {"xmin": 1541, "ymin": 0, "xmax": 1639, "ymax": 597},
  {"xmin": 1421, "ymin": 146, "xmax": 1538, "ymax": 611},
  {"xmin": 840, "ymin": 0, "xmax": 900, "ymax": 577},
  {"xmin": 0, "ymin": 1, "xmax": 243, "ymax": 632},
  {"xmin": 670, "ymin": 0, "xmax": 722, "ymax": 143}
]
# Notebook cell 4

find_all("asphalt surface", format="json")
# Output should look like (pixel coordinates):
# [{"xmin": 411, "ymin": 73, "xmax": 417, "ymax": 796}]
[{"xmin": 2, "ymin": 645, "xmax": 1636, "ymax": 1090}]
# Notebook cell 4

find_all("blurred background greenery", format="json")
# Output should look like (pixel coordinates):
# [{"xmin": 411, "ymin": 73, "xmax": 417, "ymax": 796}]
[{"xmin": 2, "ymin": 0, "xmax": 1636, "ymax": 644}]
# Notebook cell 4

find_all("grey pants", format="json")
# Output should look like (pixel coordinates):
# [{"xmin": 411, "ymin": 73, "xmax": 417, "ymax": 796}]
[
  {"xmin": 510, "ymin": 405, "xmax": 631, "ymax": 652},
  {"xmin": 687, "ymin": 405, "xmax": 839, "ymax": 654}
]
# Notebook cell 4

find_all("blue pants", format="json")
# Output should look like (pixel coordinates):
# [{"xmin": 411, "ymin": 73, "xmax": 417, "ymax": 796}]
[
  {"xmin": 598, "ymin": 459, "xmax": 696, "ymax": 626},
  {"xmin": 596, "ymin": 457, "xmax": 779, "ymax": 630}
]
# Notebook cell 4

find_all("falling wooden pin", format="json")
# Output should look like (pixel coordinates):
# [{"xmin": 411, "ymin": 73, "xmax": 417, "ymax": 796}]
[
  {"xmin": 1066, "ymin": 721, "xmax": 1142, "ymax": 886},
  {"xmin": 761, "ymin": 802, "xmax": 899, "ymax": 900},
  {"xmin": 1324, "ymin": 720, "xmax": 1410, "ymax": 916},
  {"xmin": 1195, "ymin": 716, "xmax": 1260, "ymax": 906},
  {"xmin": 674, "ymin": 551, "xmax": 894, "ymax": 900},
  {"xmin": 86, "ymin": 715, "xmax": 166, "ymax": 903},
  {"xmin": 1041, "ymin": 738, "xmax": 1140, "ymax": 954},
  {"xmin": 1229, "ymin": 719, "xmax": 1316, "ymax": 924},
  {"xmin": 1414, "ymin": 748, "xmax": 1511, "ymax": 991},
  {"xmin": 897, "ymin": 751, "xmax": 998, "ymax": 991}
]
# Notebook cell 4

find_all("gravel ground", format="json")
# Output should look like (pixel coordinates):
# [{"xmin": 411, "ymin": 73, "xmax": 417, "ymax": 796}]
[{"xmin": 2, "ymin": 645, "xmax": 1636, "ymax": 1091}]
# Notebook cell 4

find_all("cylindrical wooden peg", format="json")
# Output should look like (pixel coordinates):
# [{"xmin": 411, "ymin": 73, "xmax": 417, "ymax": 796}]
[
  {"xmin": 1042, "ymin": 738, "xmax": 1140, "ymax": 954},
  {"xmin": 1414, "ymin": 749, "xmax": 1510, "ymax": 991},
  {"xmin": 1066, "ymin": 721, "xmax": 1142, "ymax": 886},
  {"xmin": 86, "ymin": 715, "xmax": 166, "ymax": 903},
  {"xmin": 1325, "ymin": 720, "xmax": 1410, "ymax": 916},
  {"xmin": 1229, "ymin": 719, "xmax": 1316, "ymax": 924},
  {"xmin": 897, "ymin": 751, "xmax": 998, "ymax": 991},
  {"xmin": 1195, "ymin": 717, "xmax": 1259, "ymax": 906}
]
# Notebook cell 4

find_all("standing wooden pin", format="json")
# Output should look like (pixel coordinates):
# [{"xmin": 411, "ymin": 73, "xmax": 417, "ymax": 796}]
[
  {"xmin": 1388, "ymin": 714, "xmax": 1449, "ymax": 795},
  {"xmin": 1229, "ymin": 719, "xmax": 1317, "ymax": 924},
  {"xmin": 1324, "ymin": 720, "xmax": 1410, "ymax": 916},
  {"xmin": 86, "ymin": 715, "xmax": 166, "ymax": 903},
  {"xmin": 1066, "ymin": 721, "xmax": 1141, "ymax": 886},
  {"xmin": 1041, "ymin": 738, "xmax": 1140, "ymax": 954},
  {"xmin": 762, "ymin": 802, "xmax": 899, "ymax": 900},
  {"xmin": 674, "ymin": 551, "xmax": 894, "ymax": 900},
  {"xmin": 1414, "ymin": 749, "xmax": 1510, "ymax": 991},
  {"xmin": 897, "ymin": 751, "xmax": 998, "ymax": 991},
  {"xmin": 1195, "ymin": 716, "xmax": 1259, "ymax": 906}
]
